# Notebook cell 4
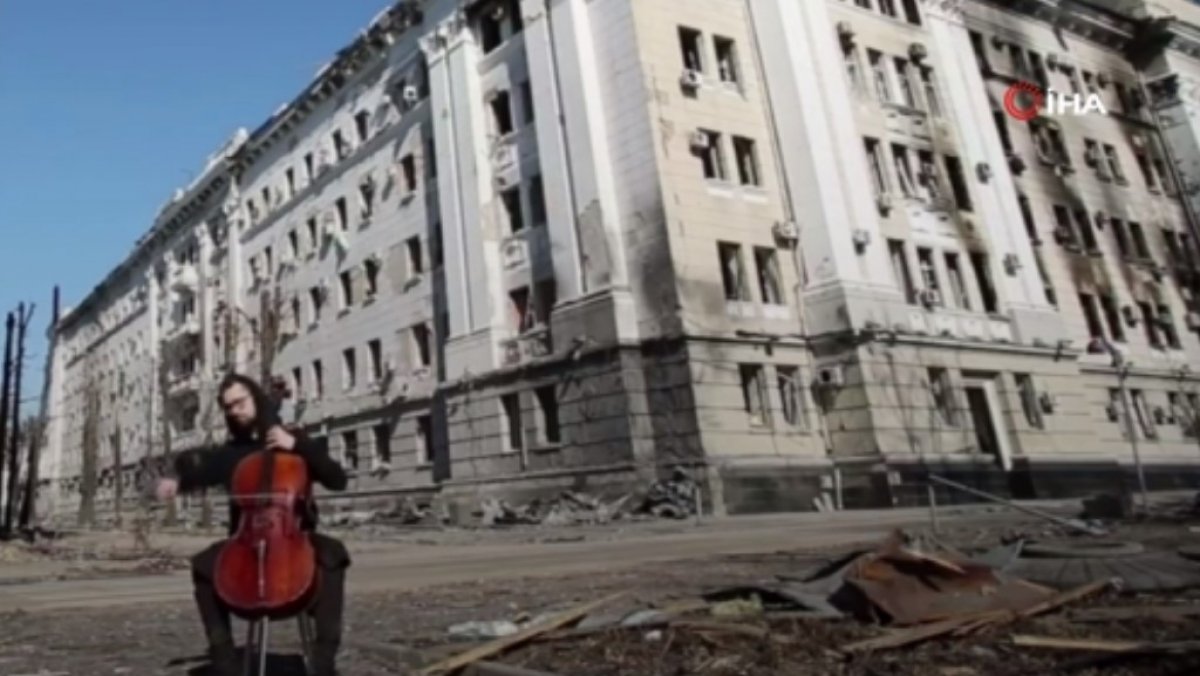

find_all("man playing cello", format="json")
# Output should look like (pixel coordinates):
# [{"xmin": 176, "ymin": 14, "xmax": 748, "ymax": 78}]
[{"xmin": 153, "ymin": 373, "xmax": 350, "ymax": 676}]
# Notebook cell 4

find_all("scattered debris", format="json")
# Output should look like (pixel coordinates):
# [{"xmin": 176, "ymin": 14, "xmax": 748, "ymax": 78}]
[
  {"xmin": 1081, "ymin": 493, "xmax": 1132, "ymax": 521},
  {"xmin": 636, "ymin": 468, "xmax": 700, "ymax": 519}
]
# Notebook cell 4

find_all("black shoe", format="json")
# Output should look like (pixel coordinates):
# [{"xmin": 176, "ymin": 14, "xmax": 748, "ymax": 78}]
[{"xmin": 207, "ymin": 644, "xmax": 240, "ymax": 676}]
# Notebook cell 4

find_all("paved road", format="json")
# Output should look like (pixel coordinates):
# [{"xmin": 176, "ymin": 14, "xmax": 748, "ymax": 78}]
[{"xmin": 0, "ymin": 503, "xmax": 1056, "ymax": 613}]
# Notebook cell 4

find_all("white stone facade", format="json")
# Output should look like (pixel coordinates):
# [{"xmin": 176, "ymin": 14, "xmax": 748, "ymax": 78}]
[{"xmin": 35, "ymin": 0, "xmax": 1200, "ymax": 520}]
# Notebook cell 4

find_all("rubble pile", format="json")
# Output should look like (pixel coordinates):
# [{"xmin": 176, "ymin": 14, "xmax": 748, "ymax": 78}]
[{"xmin": 415, "ymin": 529, "xmax": 1200, "ymax": 675}]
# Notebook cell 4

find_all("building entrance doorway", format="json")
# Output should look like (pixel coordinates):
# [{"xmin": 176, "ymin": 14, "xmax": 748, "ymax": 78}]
[{"xmin": 961, "ymin": 374, "xmax": 1013, "ymax": 471}]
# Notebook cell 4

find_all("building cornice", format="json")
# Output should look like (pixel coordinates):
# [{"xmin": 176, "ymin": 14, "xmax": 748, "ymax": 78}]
[{"xmin": 236, "ymin": 1, "xmax": 427, "ymax": 169}]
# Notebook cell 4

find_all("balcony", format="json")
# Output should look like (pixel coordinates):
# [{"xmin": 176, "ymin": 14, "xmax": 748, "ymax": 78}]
[
  {"xmin": 167, "ymin": 369, "xmax": 202, "ymax": 397},
  {"xmin": 501, "ymin": 326, "xmax": 553, "ymax": 366},
  {"xmin": 170, "ymin": 264, "xmax": 199, "ymax": 292},
  {"xmin": 165, "ymin": 317, "xmax": 201, "ymax": 342}
]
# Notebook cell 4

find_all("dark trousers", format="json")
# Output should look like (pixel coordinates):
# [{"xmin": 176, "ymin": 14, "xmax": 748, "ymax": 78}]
[{"xmin": 191, "ymin": 532, "xmax": 350, "ymax": 672}]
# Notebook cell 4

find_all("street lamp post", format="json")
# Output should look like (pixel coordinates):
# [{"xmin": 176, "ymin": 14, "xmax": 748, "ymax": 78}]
[{"xmin": 1116, "ymin": 362, "xmax": 1150, "ymax": 511}]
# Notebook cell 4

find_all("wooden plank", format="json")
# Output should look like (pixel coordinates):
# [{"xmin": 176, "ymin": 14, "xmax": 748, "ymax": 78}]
[
  {"xmin": 1016, "ymin": 579, "xmax": 1113, "ymax": 619},
  {"xmin": 1011, "ymin": 635, "xmax": 1146, "ymax": 652},
  {"xmin": 464, "ymin": 661, "xmax": 565, "ymax": 676},
  {"xmin": 418, "ymin": 593, "xmax": 625, "ymax": 675},
  {"xmin": 1069, "ymin": 605, "xmax": 1200, "ymax": 623}
]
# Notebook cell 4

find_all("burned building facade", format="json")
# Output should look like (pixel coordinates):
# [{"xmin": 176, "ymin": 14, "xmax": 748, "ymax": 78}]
[{"xmin": 36, "ymin": 0, "xmax": 1200, "ymax": 521}]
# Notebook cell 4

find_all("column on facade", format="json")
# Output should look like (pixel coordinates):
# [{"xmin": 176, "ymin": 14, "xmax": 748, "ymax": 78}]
[
  {"xmin": 921, "ymin": 0, "xmax": 1064, "ymax": 343},
  {"xmin": 747, "ymin": 0, "xmax": 898, "ymax": 327},
  {"xmin": 423, "ymin": 11, "xmax": 505, "ymax": 379},
  {"xmin": 223, "ymin": 187, "xmax": 246, "ymax": 373},
  {"xmin": 196, "ymin": 223, "xmax": 213, "ymax": 376},
  {"xmin": 521, "ymin": 0, "xmax": 628, "ymax": 299}
]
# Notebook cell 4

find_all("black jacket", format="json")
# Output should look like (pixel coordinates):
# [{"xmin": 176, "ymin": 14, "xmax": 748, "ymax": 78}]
[{"xmin": 173, "ymin": 433, "xmax": 347, "ymax": 535}]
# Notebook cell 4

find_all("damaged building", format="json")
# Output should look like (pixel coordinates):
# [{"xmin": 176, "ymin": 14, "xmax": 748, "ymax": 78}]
[{"xmin": 33, "ymin": 0, "xmax": 1200, "ymax": 522}]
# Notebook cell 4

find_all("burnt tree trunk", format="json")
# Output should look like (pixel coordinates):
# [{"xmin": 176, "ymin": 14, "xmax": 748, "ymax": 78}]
[{"xmin": 78, "ymin": 377, "xmax": 100, "ymax": 528}]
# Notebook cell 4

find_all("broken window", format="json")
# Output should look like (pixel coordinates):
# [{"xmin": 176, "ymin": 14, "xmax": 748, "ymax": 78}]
[
  {"xmin": 869, "ymin": 50, "xmax": 890, "ymax": 102},
  {"xmin": 313, "ymin": 360, "xmax": 324, "ymax": 398},
  {"xmin": 490, "ymin": 91, "xmax": 514, "ymax": 136},
  {"xmin": 368, "ymin": 339, "xmax": 383, "ymax": 383},
  {"xmin": 1139, "ymin": 302, "xmax": 1161, "ymax": 347},
  {"xmin": 1074, "ymin": 209, "xmax": 1099, "ymax": 253},
  {"xmin": 309, "ymin": 286, "xmax": 324, "ymax": 322},
  {"xmin": 1104, "ymin": 144, "xmax": 1126, "ymax": 183},
  {"xmin": 335, "ymin": 197, "xmax": 348, "ymax": 231},
  {"xmin": 529, "ymin": 174, "xmax": 547, "ymax": 226},
  {"xmin": 401, "ymin": 154, "xmax": 417, "ymax": 193},
  {"xmin": 1110, "ymin": 218, "xmax": 1130, "ymax": 257},
  {"xmin": 754, "ymin": 247, "xmax": 784, "ymax": 305},
  {"xmin": 535, "ymin": 385, "xmax": 561, "ymax": 444},
  {"xmin": 970, "ymin": 253, "xmax": 998, "ymax": 314},
  {"xmin": 534, "ymin": 279, "xmax": 557, "ymax": 325},
  {"xmin": 718, "ymin": 242, "xmax": 750, "ymax": 301},
  {"xmin": 1099, "ymin": 293, "xmax": 1125, "ymax": 342},
  {"xmin": 510, "ymin": 286, "xmax": 532, "ymax": 331},
  {"xmin": 501, "ymin": 187, "xmax": 524, "ymax": 233},
  {"xmin": 844, "ymin": 43, "xmax": 864, "ymax": 96},
  {"xmin": 894, "ymin": 57, "xmax": 916, "ymax": 108},
  {"xmin": 339, "ymin": 270, "xmax": 354, "ymax": 308},
  {"xmin": 373, "ymin": 423, "xmax": 392, "ymax": 463},
  {"xmin": 777, "ymin": 366, "xmax": 806, "ymax": 428},
  {"xmin": 1053, "ymin": 205, "xmax": 1079, "ymax": 249},
  {"xmin": 739, "ymin": 364, "xmax": 769, "ymax": 426},
  {"xmin": 502, "ymin": 393, "xmax": 523, "ymax": 452},
  {"xmin": 333, "ymin": 129, "xmax": 350, "ymax": 160},
  {"xmin": 417, "ymin": 416, "xmax": 433, "ymax": 464},
  {"xmin": 1014, "ymin": 373, "xmax": 1044, "ymax": 429},
  {"xmin": 304, "ymin": 153, "xmax": 315, "ymax": 181},
  {"xmin": 944, "ymin": 155, "xmax": 972, "ymax": 212},
  {"xmin": 714, "ymin": 36, "xmax": 739, "ymax": 84},
  {"xmin": 286, "ymin": 168, "xmax": 296, "ymax": 198},
  {"xmin": 733, "ymin": 136, "xmax": 761, "ymax": 187},
  {"xmin": 307, "ymin": 217, "xmax": 319, "ymax": 251},
  {"xmin": 364, "ymin": 257, "xmax": 380, "ymax": 297},
  {"xmin": 355, "ymin": 111, "xmax": 370, "ymax": 144},
  {"xmin": 406, "ymin": 236, "xmax": 423, "ymax": 277},
  {"xmin": 288, "ymin": 229, "xmax": 299, "ymax": 259},
  {"xmin": 413, "ymin": 324, "xmax": 432, "ymax": 367},
  {"xmin": 292, "ymin": 367, "xmax": 304, "ymax": 400},
  {"xmin": 1159, "ymin": 304, "xmax": 1181, "ymax": 349},
  {"xmin": 342, "ymin": 430, "xmax": 359, "ymax": 470},
  {"xmin": 916, "ymin": 247, "xmax": 941, "ymax": 302},
  {"xmin": 928, "ymin": 367, "xmax": 958, "ymax": 426},
  {"xmin": 865, "ymin": 138, "xmax": 887, "ymax": 196},
  {"xmin": 892, "ymin": 144, "xmax": 917, "ymax": 197},
  {"xmin": 291, "ymin": 296, "xmax": 302, "ymax": 332},
  {"xmin": 425, "ymin": 135, "xmax": 437, "ymax": 179},
  {"xmin": 920, "ymin": 67, "xmax": 940, "ymax": 115},
  {"xmin": 889, "ymin": 239, "xmax": 916, "ymax": 304},
  {"xmin": 917, "ymin": 150, "xmax": 941, "ymax": 202},
  {"xmin": 945, "ymin": 253, "xmax": 970, "ymax": 310},
  {"xmin": 1129, "ymin": 222, "xmax": 1151, "ymax": 260},
  {"xmin": 359, "ymin": 177, "xmax": 375, "ymax": 219},
  {"xmin": 342, "ymin": 348, "xmax": 357, "ymax": 390},
  {"xmin": 994, "ymin": 111, "xmax": 1013, "ymax": 154},
  {"xmin": 679, "ymin": 26, "xmax": 703, "ymax": 71},
  {"xmin": 902, "ymin": 0, "xmax": 922, "ymax": 25},
  {"xmin": 698, "ymin": 129, "xmax": 726, "ymax": 181}
]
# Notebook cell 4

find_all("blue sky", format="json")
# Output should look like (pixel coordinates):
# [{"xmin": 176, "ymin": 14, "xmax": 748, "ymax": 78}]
[{"xmin": 0, "ymin": 0, "xmax": 395, "ymax": 415}]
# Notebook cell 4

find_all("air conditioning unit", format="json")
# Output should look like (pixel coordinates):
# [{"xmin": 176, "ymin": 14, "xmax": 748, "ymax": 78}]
[
  {"xmin": 814, "ymin": 365, "xmax": 845, "ymax": 388},
  {"xmin": 688, "ymin": 131, "xmax": 709, "ymax": 150},
  {"xmin": 919, "ymin": 288, "xmax": 942, "ymax": 308},
  {"xmin": 1097, "ymin": 73, "xmax": 1110, "ymax": 88},
  {"xmin": 852, "ymin": 228, "xmax": 871, "ymax": 250},
  {"xmin": 1003, "ymin": 253, "xmax": 1022, "ymax": 275},
  {"xmin": 680, "ymin": 68, "xmax": 703, "ymax": 90},
  {"xmin": 837, "ymin": 21, "xmax": 854, "ymax": 41},
  {"xmin": 1046, "ymin": 52, "xmax": 1060, "ymax": 68},
  {"xmin": 402, "ymin": 85, "xmax": 420, "ymax": 106},
  {"xmin": 773, "ymin": 220, "xmax": 799, "ymax": 241},
  {"xmin": 909, "ymin": 43, "xmax": 928, "ymax": 62}
]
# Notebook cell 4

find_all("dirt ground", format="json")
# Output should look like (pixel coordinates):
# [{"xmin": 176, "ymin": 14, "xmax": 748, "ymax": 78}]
[{"xmin": 3, "ymin": 516, "xmax": 1200, "ymax": 676}]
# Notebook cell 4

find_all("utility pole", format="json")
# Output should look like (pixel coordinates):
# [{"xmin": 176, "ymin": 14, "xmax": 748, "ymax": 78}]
[
  {"xmin": 5, "ymin": 303, "xmax": 32, "ymax": 533},
  {"xmin": 0, "ymin": 312, "xmax": 14, "ymax": 532},
  {"xmin": 21, "ymin": 286, "xmax": 58, "ymax": 528}
]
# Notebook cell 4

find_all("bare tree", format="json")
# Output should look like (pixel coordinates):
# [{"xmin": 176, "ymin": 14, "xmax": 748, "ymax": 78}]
[
  {"xmin": 77, "ymin": 367, "xmax": 101, "ymax": 528},
  {"xmin": 111, "ymin": 420, "xmax": 123, "ymax": 529},
  {"xmin": 157, "ymin": 341, "xmax": 177, "ymax": 527}
]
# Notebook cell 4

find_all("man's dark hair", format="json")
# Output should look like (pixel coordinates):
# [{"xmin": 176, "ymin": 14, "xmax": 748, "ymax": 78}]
[{"xmin": 217, "ymin": 372, "xmax": 281, "ymax": 441}]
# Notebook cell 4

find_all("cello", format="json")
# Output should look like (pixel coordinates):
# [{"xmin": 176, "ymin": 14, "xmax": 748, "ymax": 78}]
[{"xmin": 213, "ymin": 389, "xmax": 319, "ymax": 621}]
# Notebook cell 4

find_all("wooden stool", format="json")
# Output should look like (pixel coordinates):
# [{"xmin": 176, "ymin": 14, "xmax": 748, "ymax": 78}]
[{"xmin": 242, "ymin": 612, "xmax": 317, "ymax": 676}]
